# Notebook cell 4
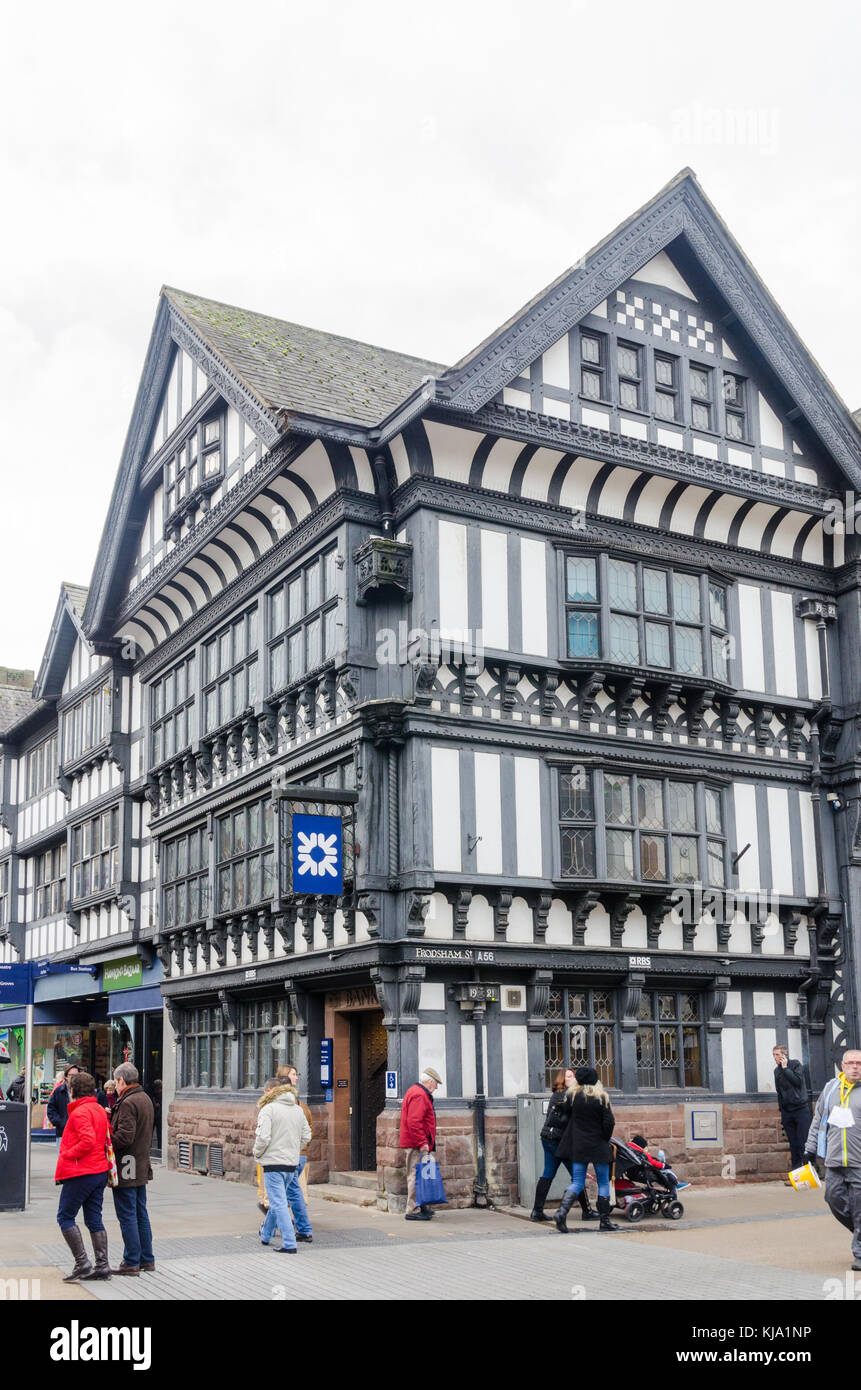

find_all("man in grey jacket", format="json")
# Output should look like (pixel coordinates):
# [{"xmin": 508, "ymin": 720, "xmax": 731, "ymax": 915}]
[
  {"xmin": 252, "ymin": 1085, "xmax": 311, "ymax": 1254},
  {"xmin": 805, "ymin": 1048, "xmax": 861, "ymax": 1270}
]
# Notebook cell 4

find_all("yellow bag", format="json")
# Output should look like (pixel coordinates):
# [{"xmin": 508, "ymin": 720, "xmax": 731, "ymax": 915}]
[{"xmin": 788, "ymin": 1161, "xmax": 821, "ymax": 1191}]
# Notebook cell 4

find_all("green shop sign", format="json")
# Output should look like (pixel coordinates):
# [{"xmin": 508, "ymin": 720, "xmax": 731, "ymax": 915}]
[{"xmin": 102, "ymin": 956, "xmax": 143, "ymax": 993}]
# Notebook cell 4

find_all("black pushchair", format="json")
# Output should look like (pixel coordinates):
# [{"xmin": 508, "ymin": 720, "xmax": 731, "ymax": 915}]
[{"xmin": 605, "ymin": 1137, "xmax": 686, "ymax": 1223}]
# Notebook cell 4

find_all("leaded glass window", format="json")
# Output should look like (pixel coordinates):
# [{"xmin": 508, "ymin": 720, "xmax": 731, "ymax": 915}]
[
  {"xmin": 690, "ymin": 365, "xmax": 712, "ymax": 431},
  {"xmin": 580, "ymin": 332, "xmax": 606, "ymax": 400},
  {"xmin": 636, "ymin": 991, "xmax": 704, "ymax": 1088},
  {"xmin": 617, "ymin": 342, "xmax": 641, "ymax": 410},
  {"xmin": 181, "ymin": 1007, "xmax": 230, "ymax": 1088},
  {"xmin": 240, "ymin": 997, "xmax": 296, "ymax": 1089},
  {"xmin": 162, "ymin": 824, "xmax": 209, "ymax": 929},
  {"xmin": 543, "ymin": 987, "xmax": 617, "ymax": 1088},
  {"xmin": 202, "ymin": 608, "xmax": 258, "ymax": 734},
  {"xmin": 559, "ymin": 771, "xmax": 595, "ymax": 879},
  {"xmin": 215, "ymin": 795, "xmax": 275, "ymax": 915},
  {"xmin": 267, "ymin": 546, "xmax": 339, "ymax": 694},
  {"xmin": 723, "ymin": 372, "xmax": 747, "ymax": 440},
  {"xmin": 565, "ymin": 554, "xmax": 728, "ymax": 679},
  {"xmin": 151, "ymin": 653, "xmax": 196, "ymax": 766},
  {"xmin": 71, "ymin": 807, "xmax": 119, "ymax": 901}
]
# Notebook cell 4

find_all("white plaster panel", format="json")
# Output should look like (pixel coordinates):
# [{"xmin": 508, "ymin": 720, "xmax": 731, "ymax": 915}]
[
  {"xmin": 460, "ymin": 1023, "xmax": 488, "ymax": 1098},
  {"xmin": 514, "ymin": 757, "xmax": 543, "ymax": 878},
  {"xmin": 738, "ymin": 585, "xmax": 765, "ymax": 691},
  {"xmin": 670, "ymin": 485, "xmax": 711, "ymax": 536},
  {"xmin": 501, "ymin": 1027, "xmax": 530, "ymax": 1097},
  {"xmin": 737, "ymin": 503, "xmax": 780, "ymax": 554},
  {"xmin": 804, "ymin": 621, "xmax": 822, "ymax": 699},
  {"xmin": 721, "ymin": 1029, "xmax": 747, "ymax": 1092},
  {"xmin": 558, "ymin": 456, "xmax": 606, "ymax": 512},
  {"xmin": 520, "ymin": 536, "xmax": 548, "ymax": 656},
  {"xmin": 507, "ymin": 897, "xmax": 533, "ymax": 943},
  {"xmin": 733, "ymin": 783, "xmax": 761, "ymax": 890},
  {"xmin": 467, "ymin": 894, "xmax": 494, "ymax": 942},
  {"xmin": 767, "ymin": 787, "xmax": 793, "ymax": 897},
  {"xmin": 474, "ymin": 753, "xmax": 503, "ymax": 875},
  {"xmin": 758, "ymin": 394, "xmax": 785, "ymax": 450},
  {"xmin": 438, "ymin": 519, "xmax": 469, "ymax": 636},
  {"xmin": 482, "ymin": 436, "xmax": 526, "ymax": 494},
  {"xmin": 545, "ymin": 899, "xmax": 573, "ymax": 945},
  {"xmin": 755, "ymin": 1028, "xmax": 778, "ymax": 1091},
  {"xmin": 425, "ymin": 420, "xmax": 475, "ymax": 485},
  {"xmin": 542, "ymin": 335, "xmax": 570, "ymax": 391},
  {"xmin": 520, "ymin": 447, "xmax": 564, "ymax": 504},
  {"xmin": 418, "ymin": 1025, "xmax": 448, "ymax": 1090},
  {"xmin": 431, "ymin": 747, "xmax": 461, "ymax": 872},
  {"xmin": 596, "ymin": 466, "xmax": 639, "ymax": 520},
  {"xmin": 480, "ymin": 528, "xmax": 509, "ymax": 650},
  {"xmin": 631, "ymin": 473, "xmax": 677, "ymax": 529},
  {"xmin": 419, "ymin": 983, "xmax": 446, "ymax": 1011},
  {"xmin": 799, "ymin": 792, "xmax": 818, "ymax": 897}
]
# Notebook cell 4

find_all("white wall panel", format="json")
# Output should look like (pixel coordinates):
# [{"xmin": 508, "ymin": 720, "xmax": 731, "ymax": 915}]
[
  {"xmin": 798, "ymin": 792, "xmax": 818, "ymax": 896},
  {"xmin": 431, "ymin": 747, "xmax": 461, "ymax": 871},
  {"xmin": 738, "ymin": 585, "xmax": 765, "ymax": 691},
  {"xmin": 474, "ymin": 753, "xmax": 503, "ymax": 875},
  {"xmin": 514, "ymin": 757, "xmax": 543, "ymax": 877},
  {"xmin": 480, "ymin": 529, "xmax": 509, "ymax": 650},
  {"xmin": 501, "ymin": 1027, "xmax": 529, "ymax": 1097},
  {"xmin": 520, "ymin": 537, "xmax": 548, "ymax": 656},
  {"xmin": 733, "ymin": 783, "xmax": 761, "ymax": 890},
  {"xmin": 767, "ymin": 787, "xmax": 793, "ymax": 896},
  {"xmin": 770, "ymin": 591, "xmax": 797, "ymax": 697},
  {"xmin": 438, "ymin": 520, "xmax": 469, "ymax": 636},
  {"xmin": 721, "ymin": 1029, "xmax": 746, "ymax": 1092}
]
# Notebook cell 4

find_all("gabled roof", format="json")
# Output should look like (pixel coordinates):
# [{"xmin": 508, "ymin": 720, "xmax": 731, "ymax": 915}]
[
  {"xmin": 163, "ymin": 288, "xmax": 445, "ymax": 429},
  {"xmin": 84, "ymin": 171, "xmax": 861, "ymax": 646},
  {"xmin": 435, "ymin": 168, "xmax": 861, "ymax": 488},
  {"xmin": 33, "ymin": 583, "xmax": 89, "ymax": 702},
  {"xmin": 0, "ymin": 676, "xmax": 37, "ymax": 736}
]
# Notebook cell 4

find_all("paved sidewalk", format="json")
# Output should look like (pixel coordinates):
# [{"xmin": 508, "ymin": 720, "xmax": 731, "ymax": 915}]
[{"xmin": 2, "ymin": 1143, "xmax": 855, "ymax": 1301}]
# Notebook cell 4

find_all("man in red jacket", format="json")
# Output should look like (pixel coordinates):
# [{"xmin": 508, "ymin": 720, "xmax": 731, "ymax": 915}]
[{"xmin": 399, "ymin": 1068, "xmax": 442, "ymax": 1221}]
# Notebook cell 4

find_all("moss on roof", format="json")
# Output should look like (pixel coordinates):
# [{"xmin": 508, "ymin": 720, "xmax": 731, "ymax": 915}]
[{"xmin": 164, "ymin": 288, "xmax": 446, "ymax": 429}]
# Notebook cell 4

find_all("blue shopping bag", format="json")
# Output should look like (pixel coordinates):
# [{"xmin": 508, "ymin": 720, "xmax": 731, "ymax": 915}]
[{"xmin": 414, "ymin": 1153, "xmax": 447, "ymax": 1206}]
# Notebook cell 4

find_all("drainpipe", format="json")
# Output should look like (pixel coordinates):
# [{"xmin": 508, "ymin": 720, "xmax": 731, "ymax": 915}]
[
  {"xmin": 809, "ymin": 702, "xmax": 830, "ymax": 899},
  {"xmin": 371, "ymin": 454, "xmax": 393, "ymax": 536},
  {"xmin": 471, "ymin": 998, "xmax": 491, "ymax": 1209}
]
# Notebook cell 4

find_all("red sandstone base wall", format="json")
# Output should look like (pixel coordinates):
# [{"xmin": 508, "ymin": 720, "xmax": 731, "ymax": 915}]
[
  {"xmin": 166, "ymin": 1099, "xmax": 329, "ymax": 1184},
  {"xmin": 166, "ymin": 1097, "xmax": 792, "ymax": 1206}
]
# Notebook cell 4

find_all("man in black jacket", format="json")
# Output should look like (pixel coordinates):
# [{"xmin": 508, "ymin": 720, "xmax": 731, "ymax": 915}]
[{"xmin": 773, "ymin": 1045, "xmax": 812, "ymax": 1175}]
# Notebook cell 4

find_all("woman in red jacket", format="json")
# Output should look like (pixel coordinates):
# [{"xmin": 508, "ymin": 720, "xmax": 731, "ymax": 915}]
[{"xmin": 54, "ymin": 1071, "xmax": 112, "ymax": 1281}]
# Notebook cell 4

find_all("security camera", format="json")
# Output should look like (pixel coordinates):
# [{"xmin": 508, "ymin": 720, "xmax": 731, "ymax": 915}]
[{"xmin": 826, "ymin": 792, "xmax": 844, "ymax": 811}]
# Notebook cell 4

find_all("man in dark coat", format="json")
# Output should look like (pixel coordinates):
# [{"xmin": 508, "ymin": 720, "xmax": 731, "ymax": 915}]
[
  {"xmin": 772, "ymin": 1045, "xmax": 812, "ymax": 1175},
  {"xmin": 46, "ymin": 1064, "xmax": 81, "ymax": 1141},
  {"xmin": 6, "ymin": 1071, "xmax": 26, "ymax": 1102},
  {"xmin": 109, "ymin": 1062, "xmax": 155, "ymax": 1276}
]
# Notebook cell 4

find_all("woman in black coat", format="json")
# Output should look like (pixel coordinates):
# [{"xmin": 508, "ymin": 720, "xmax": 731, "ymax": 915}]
[
  {"xmin": 530, "ymin": 1067, "xmax": 598, "ymax": 1222},
  {"xmin": 554, "ymin": 1066, "xmax": 618, "ymax": 1232}
]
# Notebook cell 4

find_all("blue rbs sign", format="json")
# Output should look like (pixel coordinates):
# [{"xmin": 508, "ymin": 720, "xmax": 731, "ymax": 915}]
[{"xmin": 291, "ymin": 813, "xmax": 343, "ymax": 895}]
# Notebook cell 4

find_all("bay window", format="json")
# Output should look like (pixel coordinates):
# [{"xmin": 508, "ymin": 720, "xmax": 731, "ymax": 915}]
[
  {"xmin": 565, "ymin": 553, "xmax": 730, "ymax": 681},
  {"xmin": 559, "ymin": 769, "xmax": 726, "ymax": 886}
]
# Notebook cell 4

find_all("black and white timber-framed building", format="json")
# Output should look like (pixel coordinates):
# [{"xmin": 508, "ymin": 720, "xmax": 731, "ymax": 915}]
[{"xmin": 2, "ymin": 168, "xmax": 860, "ymax": 1198}]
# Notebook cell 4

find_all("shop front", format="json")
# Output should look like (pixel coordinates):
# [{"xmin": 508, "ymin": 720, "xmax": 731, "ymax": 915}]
[{"xmin": 0, "ymin": 950, "xmax": 165, "ymax": 1146}]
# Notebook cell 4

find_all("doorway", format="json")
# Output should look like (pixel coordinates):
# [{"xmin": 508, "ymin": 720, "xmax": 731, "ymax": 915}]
[
  {"xmin": 349, "ymin": 1010, "xmax": 388, "ymax": 1171},
  {"xmin": 141, "ymin": 1013, "xmax": 163, "ymax": 1154}
]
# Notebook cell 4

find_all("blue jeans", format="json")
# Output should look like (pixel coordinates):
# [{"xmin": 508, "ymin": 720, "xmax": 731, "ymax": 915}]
[
  {"xmin": 57, "ymin": 1173, "xmax": 108, "ymax": 1232},
  {"xmin": 564, "ymin": 1161, "xmax": 611, "ymax": 1200},
  {"xmin": 541, "ymin": 1139, "xmax": 574, "ymax": 1183},
  {"xmin": 260, "ymin": 1170, "xmax": 298, "ymax": 1249},
  {"xmin": 261, "ymin": 1155, "xmax": 311, "ymax": 1239},
  {"xmin": 112, "ymin": 1185, "xmax": 154, "ymax": 1266}
]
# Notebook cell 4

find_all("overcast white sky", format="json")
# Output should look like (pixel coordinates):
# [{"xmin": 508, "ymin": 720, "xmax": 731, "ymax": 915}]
[{"xmin": 2, "ymin": 0, "xmax": 859, "ymax": 672}]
